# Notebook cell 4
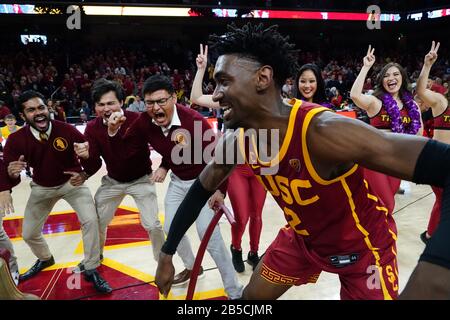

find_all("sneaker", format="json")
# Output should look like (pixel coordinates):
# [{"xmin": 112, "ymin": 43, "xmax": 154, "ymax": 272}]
[
  {"xmin": 230, "ymin": 245, "xmax": 245, "ymax": 273},
  {"xmin": 247, "ymin": 251, "xmax": 260, "ymax": 271},
  {"xmin": 172, "ymin": 266, "xmax": 204, "ymax": 287},
  {"xmin": 11, "ymin": 271, "xmax": 19, "ymax": 286},
  {"xmin": 420, "ymin": 231, "xmax": 430, "ymax": 245}
]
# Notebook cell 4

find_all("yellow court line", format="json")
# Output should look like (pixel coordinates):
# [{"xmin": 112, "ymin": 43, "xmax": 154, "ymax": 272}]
[
  {"xmin": 18, "ymin": 256, "xmax": 227, "ymax": 301},
  {"xmin": 3, "ymin": 209, "xmax": 75, "ymax": 221},
  {"xmin": 3, "ymin": 205, "xmax": 163, "ymax": 219},
  {"xmin": 11, "ymin": 230, "xmax": 81, "ymax": 242},
  {"xmin": 74, "ymin": 240, "xmax": 151, "ymax": 254},
  {"xmin": 101, "ymin": 258, "xmax": 155, "ymax": 283},
  {"xmin": 104, "ymin": 241, "xmax": 151, "ymax": 251},
  {"xmin": 117, "ymin": 205, "xmax": 139, "ymax": 213},
  {"xmin": 170, "ymin": 288, "xmax": 227, "ymax": 301},
  {"xmin": 19, "ymin": 261, "xmax": 80, "ymax": 274},
  {"xmin": 101, "ymin": 258, "xmax": 227, "ymax": 300}
]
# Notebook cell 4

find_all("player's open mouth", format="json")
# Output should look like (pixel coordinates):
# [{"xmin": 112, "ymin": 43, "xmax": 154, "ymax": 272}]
[
  {"xmin": 223, "ymin": 106, "xmax": 232, "ymax": 120},
  {"xmin": 34, "ymin": 115, "xmax": 48, "ymax": 130}
]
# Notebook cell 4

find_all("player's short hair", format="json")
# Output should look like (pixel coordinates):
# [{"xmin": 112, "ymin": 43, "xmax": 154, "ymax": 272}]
[
  {"xmin": 209, "ymin": 23, "xmax": 299, "ymax": 88},
  {"xmin": 91, "ymin": 78, "xmax": 124, "ymax": 104}
]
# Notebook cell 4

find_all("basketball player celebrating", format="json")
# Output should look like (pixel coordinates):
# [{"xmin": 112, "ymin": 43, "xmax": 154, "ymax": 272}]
[
  {"xmin": 155, "ymin": 23, "xmax": 450, "ymax": 299},
  {"xmin": 191, "ymin": 44, "xmax": 267, "ymax": 272}
]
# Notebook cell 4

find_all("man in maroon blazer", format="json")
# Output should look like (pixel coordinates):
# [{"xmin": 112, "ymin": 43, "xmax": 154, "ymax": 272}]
[
  {"xmin": 73, "ymin": 79, "xmax": 164, "ymax": 268},
  {"xmin": 3, "ymin": 90, "xmax": 111, "ymax": 293},
  {"xmin": 106, "ymin": 75, "xmax": 243, "ymax": 299}
]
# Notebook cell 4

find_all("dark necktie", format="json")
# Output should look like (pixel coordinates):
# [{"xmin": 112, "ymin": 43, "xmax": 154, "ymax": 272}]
[{"xmin": 39, "ymin": 132, "xmax": 48, "ymax": 142}]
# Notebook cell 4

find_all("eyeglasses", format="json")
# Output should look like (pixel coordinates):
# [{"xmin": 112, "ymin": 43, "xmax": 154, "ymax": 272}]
[{"xmin": 145, "ymin": 96, "xmax": 172, "ymax": 107}]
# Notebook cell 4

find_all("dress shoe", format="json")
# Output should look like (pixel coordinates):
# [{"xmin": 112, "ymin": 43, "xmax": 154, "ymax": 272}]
[
  {"xmin": 247, "ymin": 251, "xmax": 260, "ymax": 271},
  {"xmin": 19, "ymin": 256, "xmax": 55, "ymax": 282},
  {"xmin": 172, "ymin": 266, "xmax": 204, "ymax": 286},
  {"xmin": 230, "ymin": 245, "xmax": 245, "ymax": 273},
  {"xmin": 73, "ymin": 254, "xmax": 104, "ymax": 274},
  {"xmin": 84, "ymin": 269, "xmax": 112, "ymax": 293}
]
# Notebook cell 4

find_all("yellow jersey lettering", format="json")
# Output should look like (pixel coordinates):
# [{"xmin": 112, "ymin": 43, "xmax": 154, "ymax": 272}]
[
  {"xmin": 385, "ymin": 265, "xmax": 398, "ymax": 291},
  {"xmin": 381, "ymin": 114, "xmax": 390, "ymax": 122},
  {"xmin": 275, "ymin": 176, "xmax": 294, "ymax": 205},
  {"xmin": 444, "ymin": 115, "xmax": 450, "ymax": 122},
  {"xmin": 290, "ymin": 179, "xmax": 320, "ymax": 206},
  {"xmin": 283, "ymin": 207, "xmax": 309, "ymax": 236},
  {"xmin": 256, "ymin": 175, "xmax": 280, "ymax": 197}
]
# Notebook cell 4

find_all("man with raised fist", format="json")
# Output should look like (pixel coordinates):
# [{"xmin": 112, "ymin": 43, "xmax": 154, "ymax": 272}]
[{"xmin": 3, "ymin": 90, "xmax": 111, "ymax": 294}]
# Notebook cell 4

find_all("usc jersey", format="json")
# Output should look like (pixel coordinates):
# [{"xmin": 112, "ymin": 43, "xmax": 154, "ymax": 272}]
[{"xmin": 239, "ymin": 99, "xmax": 397, "ymax": 266}]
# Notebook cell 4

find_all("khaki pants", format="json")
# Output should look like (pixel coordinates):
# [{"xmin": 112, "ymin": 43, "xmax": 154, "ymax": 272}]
[
  {"xmin": 23, "ymin": 181, "xmax": 101, "ymax": 270},
  {"xmin": 94, "ymin": 174, "xmax": 164, "ymax": 261},
  {"xmin": 0, "ymin": 215, "xmax": 18, "ymax": 273},
  {"xmin": 164, "ymin": 173, "xmax": 243, "ymax": 299}
]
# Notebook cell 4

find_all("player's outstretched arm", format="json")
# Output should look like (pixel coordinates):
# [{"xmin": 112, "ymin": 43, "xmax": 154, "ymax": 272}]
[
  {"xmin": 155, "ymin": 160, "xmax": 234, "ymax": 297},
  {"xmin": 155, "ymin": 132, "xmax": 236, "ymax": 297},
  {"xmin": 308, "ymin": 109, "xmax": 450, "ymax": 190},
  {"xmin": 307, "ymin": 110, "xmax": 428, "ymax": 181}
]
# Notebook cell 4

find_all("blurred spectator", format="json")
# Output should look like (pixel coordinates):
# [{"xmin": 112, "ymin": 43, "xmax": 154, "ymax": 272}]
[
  {"xmin": 122, "ymin": 75, "xmax": 135, "ymax": 96},
  {"xmin": 282, "ymin": 78, "xmax": 294, "ymax": 98},
  {"xmin": 47, "ymin": 99, "xmax": 57, "ymax": 120},
  {"xmin": 330, "ymin": 87, "xmax": 343, "ymax": 109},
  {"xmin": 81, "ymin": 101, "xmax": 91, "ymax": 117},
  {"xmin": 431, "ymin": 77, "xmax": 446, "ymax": 95},
  {"xmin": 127, "ymin": 95, "xmax": 145, "ymax": 112},
  {"xmin": 80, "ymin": 73, "xmax": 93, "ymax": 103},
  {"xmin": 1, "ymin": 114, "xmax": 20, "ymax": 139},
  {"xmin": 0, "ymin": 101, "xmax": 12, "ymax": 127},
  {"xmin": 362, "ymin": 77, "xmax": 373, "ymax": 93}
]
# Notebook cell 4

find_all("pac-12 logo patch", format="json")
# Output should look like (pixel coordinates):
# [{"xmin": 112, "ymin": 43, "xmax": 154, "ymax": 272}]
[
  {"xmin": 289, "ymin": 159, "xmax": 301, "ymax": 172},
  {"xmin": 53, "ymin": 137, "xmax": 68, "ymax": 151}
]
